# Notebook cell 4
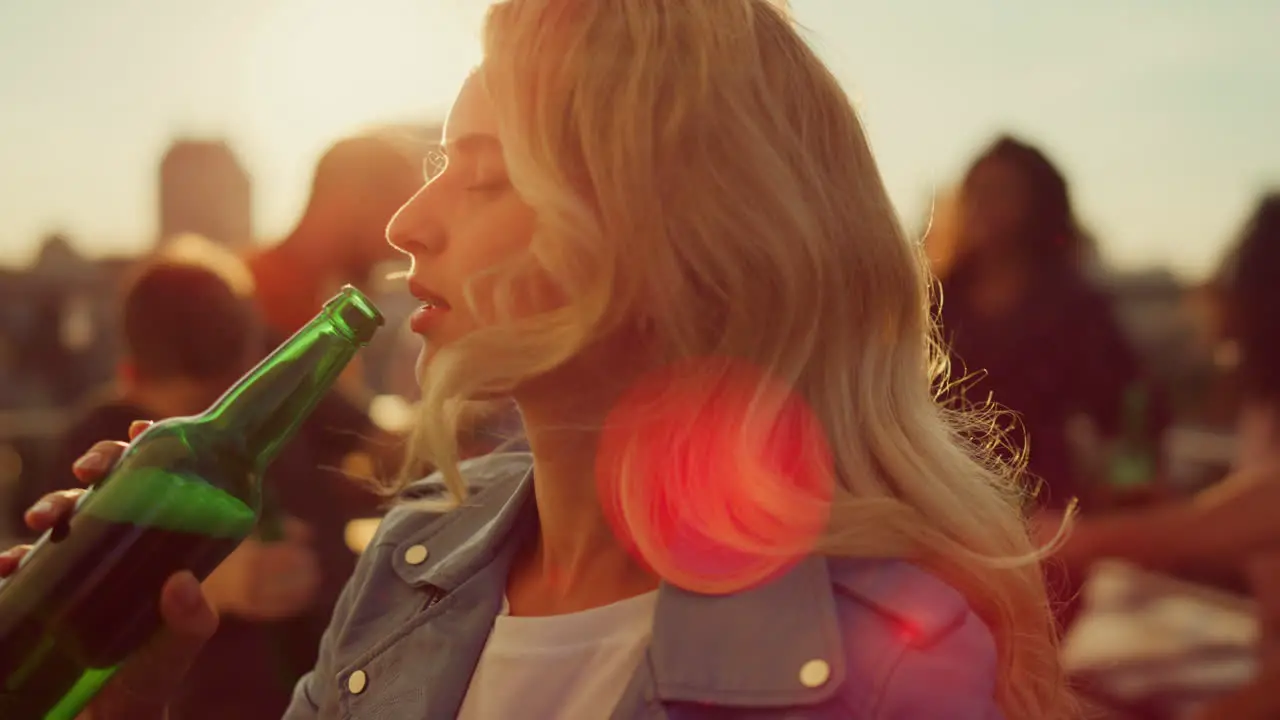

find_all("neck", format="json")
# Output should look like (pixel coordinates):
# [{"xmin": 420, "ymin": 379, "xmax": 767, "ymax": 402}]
[{"xmin": 509, "ymin": 379, "xmax": 659, "ymax": 615}]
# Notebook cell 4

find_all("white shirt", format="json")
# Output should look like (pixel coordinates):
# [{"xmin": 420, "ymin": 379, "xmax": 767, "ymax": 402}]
[{"xmin": 456, "ymin": 591, "xmax": 658, "ymax": 720}]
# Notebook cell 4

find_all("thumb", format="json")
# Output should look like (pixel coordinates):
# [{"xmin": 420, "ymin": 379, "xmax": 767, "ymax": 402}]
[{"xmin": 108, "ymin": 572, "xmax": 218, "ymax": 706}]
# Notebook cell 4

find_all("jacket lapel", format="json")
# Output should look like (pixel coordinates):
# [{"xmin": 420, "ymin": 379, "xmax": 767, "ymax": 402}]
[{"xmin": 338, "ymin": 471, "xmax": 536, "ymax": 720}]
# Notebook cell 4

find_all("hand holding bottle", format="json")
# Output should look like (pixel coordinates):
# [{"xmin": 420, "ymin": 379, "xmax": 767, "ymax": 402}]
[
  {"xmin": 0, "ymin": 422, "xmax": 218, "ymax": 720},
  {"xmin": 2, "ymin": 422, "xmax": 322, "ymax": 623},
  {"xmin": 0, "ymin": 286, "xmax": 382, "ymax": 719}
]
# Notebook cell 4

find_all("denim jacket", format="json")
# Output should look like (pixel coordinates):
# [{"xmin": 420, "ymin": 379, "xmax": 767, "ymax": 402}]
[{"xmin": 283, "ymin": 453, "xmax": 1004, "ymax": 719}]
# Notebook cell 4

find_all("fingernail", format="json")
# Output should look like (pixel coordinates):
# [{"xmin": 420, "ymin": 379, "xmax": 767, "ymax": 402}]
[
  {"xmin": 173, "ymin": 573, "xmax": 203, "ymax": 610},
  {"xmin": 72, "ymin": 453, "xmax": 105, "ymax": 473},
  {"xmin": 26, "ymin": 501, "xmax": 53, "ymax": 518}
]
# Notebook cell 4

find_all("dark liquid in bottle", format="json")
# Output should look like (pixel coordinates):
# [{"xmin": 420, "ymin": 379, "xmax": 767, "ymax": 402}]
[{"xmin": 0, "ymin": 468, "xmax": 254, "ymax": 719}]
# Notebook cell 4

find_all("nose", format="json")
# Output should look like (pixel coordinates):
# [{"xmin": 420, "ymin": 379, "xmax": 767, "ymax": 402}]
[{"xmin": 387, "ymin": 184, "xmax": 446, "ymax": 259}]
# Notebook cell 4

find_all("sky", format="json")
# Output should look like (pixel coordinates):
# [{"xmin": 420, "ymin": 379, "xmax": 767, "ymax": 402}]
[{"xmin": 0, "ymin": 0, "xmax": 1276, "ymax": 278}]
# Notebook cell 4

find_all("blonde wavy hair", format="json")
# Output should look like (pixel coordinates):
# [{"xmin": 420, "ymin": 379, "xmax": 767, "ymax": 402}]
[{"xmin": 404, "ymin": 1, "xmax": 1075, "ymax": 716}]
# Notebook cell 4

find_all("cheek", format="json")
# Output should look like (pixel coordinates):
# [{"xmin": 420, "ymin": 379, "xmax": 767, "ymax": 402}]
[
  {"xmin": 454, "ymin": 203, "xmax": 552, "ymax": 321},
  {"xmin": 467, "ymin": 209, "xmax": 536, "ymax": 271},
  {"xmin": 507, "ymin": 270, "xmax": 562, "ymax": 319},
  {"xmin": 465, "ymin": 261, "xmax": 559, "ymax": 325}
]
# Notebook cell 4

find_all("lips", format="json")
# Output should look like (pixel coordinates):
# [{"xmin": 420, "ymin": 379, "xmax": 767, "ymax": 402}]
[
  {"xmin": 408, "ymin": 280, "xmax": 451, "ymax": 310},
  {"xmin": 408, "ymin": 279, "xmax": 451, "ymax": 335}
]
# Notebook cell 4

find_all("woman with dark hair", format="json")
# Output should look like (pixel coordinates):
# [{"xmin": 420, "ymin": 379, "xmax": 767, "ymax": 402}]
[
  {"xmin": 945, "ymin": 137, "xmax": 1092, "ymax": 276},
  {"xmin": 934, "ymin": 135, "xmax": 1163, "ymax": 512},
  {"xmin": 932, "ymin": 136, "xmax": 1171, "ymax": 633},
  {"xmin": 1221, "ymin": 193, "xmax": 1280, "ymax": 470}
]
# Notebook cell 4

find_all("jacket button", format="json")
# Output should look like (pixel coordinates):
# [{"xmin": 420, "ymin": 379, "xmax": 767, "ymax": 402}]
[
  {"xmin": 404, "ymin": 544, "xmax": 429, "ymax": 565},
  {"xmin": 799, "ymin": 659, "xmax": 830, "ymax": 688},
  {"xmin": 347, "ymin": 670, "xmax": 368, "ymax": 695}
]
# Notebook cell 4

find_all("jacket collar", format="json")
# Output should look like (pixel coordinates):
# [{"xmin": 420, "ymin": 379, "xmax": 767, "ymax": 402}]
[
  {"xmin": 648, "ymin": 555, "xmax": 846, "ymax": 707},
  {"xmin": 389, "ymin": 459, "xmax": 846, "ymax": 708},
  {"xmin": 389, "ymin": 458, "xmax": 536, "ymax": 592}
]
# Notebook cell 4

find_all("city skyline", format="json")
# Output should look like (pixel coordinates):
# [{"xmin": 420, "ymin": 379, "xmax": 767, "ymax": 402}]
[{"xmin": 0, "ymin": 0, "xmax": 1277, "ymax": 278}]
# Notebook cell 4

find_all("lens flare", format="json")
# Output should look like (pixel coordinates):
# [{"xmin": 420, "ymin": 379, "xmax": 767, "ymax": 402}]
[{"xmin": 597, "ymin": 358, "xmax": 834, "ymax": 595}]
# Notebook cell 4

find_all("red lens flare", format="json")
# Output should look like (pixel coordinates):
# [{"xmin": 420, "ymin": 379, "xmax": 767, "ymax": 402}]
[{"xmin": 596, "ymin": 357, "xmax": 835, "ymax": 595}]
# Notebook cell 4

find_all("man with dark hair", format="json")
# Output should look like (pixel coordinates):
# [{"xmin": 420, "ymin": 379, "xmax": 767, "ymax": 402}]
[
  {"xmin": 54, "ymin": 258, "xmax": 259, "ymax": 473},
  {"xmin": 51, "ymin": 253, "xmax": 325, "ymax": 720}
]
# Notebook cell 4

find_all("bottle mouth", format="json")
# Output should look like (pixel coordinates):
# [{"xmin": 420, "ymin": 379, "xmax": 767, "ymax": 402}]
[{"xmin": 324, "ymin": 285, "xmax": 386, "ymax": 345}]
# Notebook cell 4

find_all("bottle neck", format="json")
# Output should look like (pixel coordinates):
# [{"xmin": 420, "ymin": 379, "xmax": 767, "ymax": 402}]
[{"xmin": 202, "ymin": 317, "xmax": 361, "ymax": 470}]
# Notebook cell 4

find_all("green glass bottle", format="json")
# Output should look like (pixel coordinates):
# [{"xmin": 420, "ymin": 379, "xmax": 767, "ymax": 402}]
[{"xmin": 0, "ymin": 285, "xmax": 383, "ymax": 720}]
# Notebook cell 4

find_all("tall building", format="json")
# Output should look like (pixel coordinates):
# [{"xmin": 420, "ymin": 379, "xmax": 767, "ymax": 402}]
[{"xmin": 157, "ymin": 140, "xmax": 252, "ymax": 249}]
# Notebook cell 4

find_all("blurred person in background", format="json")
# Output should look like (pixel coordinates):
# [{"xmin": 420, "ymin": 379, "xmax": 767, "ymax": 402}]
[
  {"xmin": 248, "ymin": 134, "xmax": 421, "ymax": 342},
  {"xmin": 1044, "ymin": 196, "xmax": 1280, "ymax": 609},
  {"xmin": 1044, "ymin": 197, "xmax": 1280, "ymax": 574},
  {"xmin": 249, "ymin": 132, "xmax": 415, "ymax": 461},
  {"xmin": 930, "ymin": 136, "xmax": 1170, "ymax": 629},
  {"xmin": 1218, "ymin": 194, "xmax": 1280, "ymax": 471},
  {"xmin": 1189, "ymin": 194, "xmax": 1280, "ymax": 719},
  {"xmin": 246, "ymin": 134, "xmax": 417, "ymax": 500},
  {"xmin": 931, "ymin": 135, "xmax": 1168, "ymax": 513},
  {"xmin": 47, "ymin": 247, "xmax": 325, "ymax": 720},
  {"xmin": 1030, "ymin": 197, "xmax": 1280, "ymax": 639},
  {"xmin": 49, "ymin": 241, "xmax": 260, "ymax": 491}
]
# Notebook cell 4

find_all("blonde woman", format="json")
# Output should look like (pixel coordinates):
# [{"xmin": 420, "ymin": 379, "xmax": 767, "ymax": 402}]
[{"xmin": 4, "ymin": 1, "xmax": 1074, "ymax": 717}]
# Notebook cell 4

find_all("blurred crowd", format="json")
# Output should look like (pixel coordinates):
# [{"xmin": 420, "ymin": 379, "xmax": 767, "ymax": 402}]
[{"xmin": 0, "ymin": 128, "xmax": 1277, "ymax": 718}]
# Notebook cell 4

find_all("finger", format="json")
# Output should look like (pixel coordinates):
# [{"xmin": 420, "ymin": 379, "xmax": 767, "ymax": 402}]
[
  {"xmin": 108, "ymin": 572, "xmax": 218, "ymax": 707},
  {"xmin": 281, "ymin": 517, "xmax": 314, "ymax": 544},
  {"xmin": 0, "ymin": 545, "xmax": 32, "ymax": 577},
  {"xmin": 157, "ymin": 571, "xmax": 219, "ymax": 640},
  {"xmin": 71, "ymin": 441, "xmax": 129, "ymax": 484},
  {"xmin": 128, "ymin": 420, "xmax": 153, "ymax": 441},
  {"xmin": 24, "ymin": 489, "xmax": 86, "ymax": 531}
]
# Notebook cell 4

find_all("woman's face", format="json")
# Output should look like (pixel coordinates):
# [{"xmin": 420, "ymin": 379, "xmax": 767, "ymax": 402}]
[
  {"xmin": 387, "ymin": 72, "xmax": 542, "ymax": 371},
  {"xmin": 959, "ymin": 157, "xmax": 1030, "ymax": 253}
]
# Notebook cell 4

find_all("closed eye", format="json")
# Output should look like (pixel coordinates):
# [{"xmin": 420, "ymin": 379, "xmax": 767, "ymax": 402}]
[{"xmin": 466, "ymin": 178, "xmax": 510, "ymax": 194}]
